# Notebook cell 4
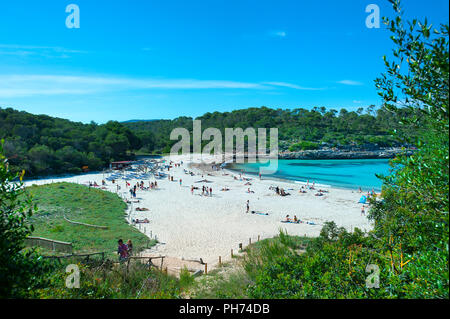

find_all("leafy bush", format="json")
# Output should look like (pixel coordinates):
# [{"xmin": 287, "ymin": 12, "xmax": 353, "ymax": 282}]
[
  {"xmin": 288, "ymin": 141, "xmax": 319, "ymax": 151},
  {"xmin": 0, "ymin": 140, "xmax": 53, "ymax": 298}
]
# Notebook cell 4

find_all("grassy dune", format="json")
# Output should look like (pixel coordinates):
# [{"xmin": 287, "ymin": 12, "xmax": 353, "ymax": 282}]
[{"xmin": 26, "ymin": 182, "xmax": 154, "ymax": 257}]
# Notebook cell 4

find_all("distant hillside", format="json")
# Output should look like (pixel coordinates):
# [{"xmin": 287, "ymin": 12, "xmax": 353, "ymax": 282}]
[
  {"xmin": 121, "ymin": 119, "xmax": 159, "ymax": 123},
  {"xmin": 0, "ymin": 107, "xmax": 145, "ymax": 177},
  {"xmin": 1, "ymin": 105, "xmax": 417, "ymax": 177},
  {"xmin": 123, "ymin": 106, "xmax": 416, "ymax": 154}
]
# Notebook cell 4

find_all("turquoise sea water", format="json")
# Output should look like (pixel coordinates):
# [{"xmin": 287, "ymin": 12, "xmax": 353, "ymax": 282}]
[{"xmin": 228, "ymin": 159, "xmax": 391, "ymax": 191}]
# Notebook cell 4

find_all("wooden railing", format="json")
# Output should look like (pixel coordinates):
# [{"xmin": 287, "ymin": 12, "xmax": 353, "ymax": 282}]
[
  {"xmin": 126, "ymin": 256, "xmax": 166, "ymax": 272},
  {"xmin": 42, "ymin": 251, "xmax": 107, "ymax": 264},
  {"xmin": 25, "ymin": 236, "xmax": 73, "ymax": 254}
]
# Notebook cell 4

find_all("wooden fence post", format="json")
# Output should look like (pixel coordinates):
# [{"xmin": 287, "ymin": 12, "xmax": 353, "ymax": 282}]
[
  {"xmin": 239, "ymin": 243, "xmax": 242, "ymax": 250},
  {"xmin": 205, "ymin": 263, "xmax": 208, "ymax": 275},
  {"xmin": 231, "ymin": 249, "xmax": 233, "ymax": 258},
  {"xmin": 249, "ymin": 238, "xmax": 251, "ymax": 245},
  {"xmin": 258, "ymin": 235, "xmax": 260, "ymax": 241},
  {"xmin": 219, "ymin": 256, "xmax": 222, "ymax": 266}
]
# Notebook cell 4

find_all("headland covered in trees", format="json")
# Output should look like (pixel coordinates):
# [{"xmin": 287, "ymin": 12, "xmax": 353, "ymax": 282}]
[{"xmin": 0, "ymin": 105, "xmax": 416, "ymax": 178}]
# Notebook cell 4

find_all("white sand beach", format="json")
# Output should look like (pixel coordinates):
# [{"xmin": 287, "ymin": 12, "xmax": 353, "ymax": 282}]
[{"xmin": 24, "ymin": 153, "xmax": 373, "ymax": 266}]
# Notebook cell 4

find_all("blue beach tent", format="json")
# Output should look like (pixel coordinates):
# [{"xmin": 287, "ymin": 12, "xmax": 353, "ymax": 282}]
[{"xmin": 358, "ymin": 195, "xmax": 367, "ymax": 204}]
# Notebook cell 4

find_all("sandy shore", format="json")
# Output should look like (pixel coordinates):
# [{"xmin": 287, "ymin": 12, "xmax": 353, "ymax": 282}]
[{"xmin": 24, "ymin": 153, "xmax": 372, "ymax": 266}]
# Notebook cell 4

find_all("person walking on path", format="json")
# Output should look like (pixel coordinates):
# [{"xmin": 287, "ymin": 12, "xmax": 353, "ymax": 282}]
[{"xmin": 117, "ymin": 239, "xmax": 129, "ymax": 262}]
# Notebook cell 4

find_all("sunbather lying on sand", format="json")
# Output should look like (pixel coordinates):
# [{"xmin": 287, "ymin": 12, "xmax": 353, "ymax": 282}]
[
  {"xmin": 251, "ymin": 211, "xmax": 269, "ymax": 215},
  {"xmin": 221, "ymin": 187, "xmax": 230, "ymax": 191},
  {"xmin": 136, "ymin": 207, "xmax": 149, "ymax": 211},
  {"xmin": 125, "ymin": 199, "xmax": 140, "ymax": 204},
  {"xmin": 196, "ymin": 179, "xmax": 212, "ymax": 183},
  {"xmin": 133, "ymin": 218, "xmax": 150, "ymax": 223}
]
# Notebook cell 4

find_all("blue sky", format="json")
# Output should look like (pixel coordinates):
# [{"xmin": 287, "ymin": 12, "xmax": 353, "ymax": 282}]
[{"xmin": 0, "ymin": 0, "xmax": 448, "ymax": 123}]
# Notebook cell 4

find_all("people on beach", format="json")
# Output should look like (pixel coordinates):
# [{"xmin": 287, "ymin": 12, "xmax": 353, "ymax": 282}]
[
  {"xmin": 285, "ymin": 214, "xmax": 291, "ymax": 222},
  {"xmin": 133, "ymin": 218, "xmax": 149, "ymax": 224},
  {"xmin": 246, "ymin": 200, "xmax": 250, "ymax": 213},
  {"xmin": 361, "ymin": 206, "xmax": 366, "ymax": 216}
]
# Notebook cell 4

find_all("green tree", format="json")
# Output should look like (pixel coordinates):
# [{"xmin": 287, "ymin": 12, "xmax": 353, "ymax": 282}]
[{"xmin": 0, "ymin": 141, "xmax": 50, "ymax": 298}]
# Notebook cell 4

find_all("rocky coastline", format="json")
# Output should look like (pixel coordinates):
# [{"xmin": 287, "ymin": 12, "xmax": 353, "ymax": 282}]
[{"xmin": 278, "ymin": 147, "xmax": 415, "ymax": 160}]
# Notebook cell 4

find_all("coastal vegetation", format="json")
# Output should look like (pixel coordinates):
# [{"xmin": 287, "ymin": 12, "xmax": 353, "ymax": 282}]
[
  {"xmin": 1, "ymin": 103, "xmax": 414, "ymax": 177},
  {"xmin": 0, "ymin": 111, "xmax": 144, "ymax": 177},
  {"xmin": 30, "ymin": 262, "xmax": 188, "ymax": 299},
  {"xmin": 27, "ymin": 182, "xmax": 154, "ymax": 257},
  {"xmin": 124, "ymin": 106, "xmax": 414, "ymax": 154}
]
